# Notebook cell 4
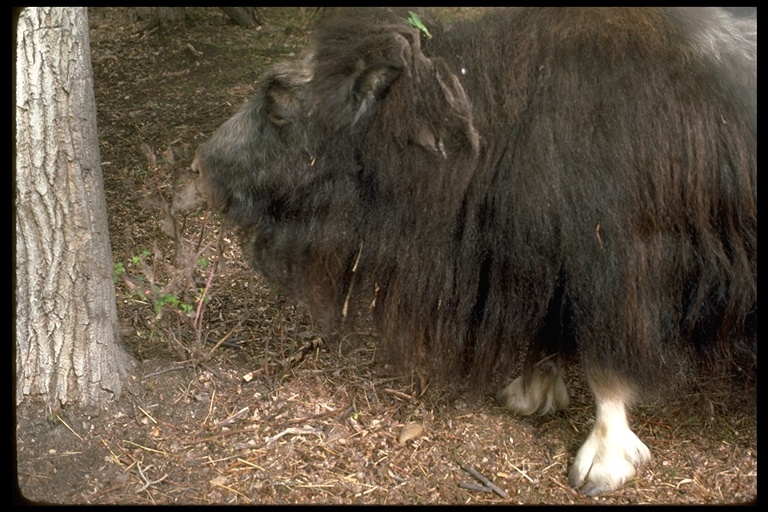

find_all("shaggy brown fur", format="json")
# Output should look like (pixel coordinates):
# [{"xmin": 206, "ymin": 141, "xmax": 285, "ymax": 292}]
[{"xmin": 194, "ymin": 4, "xmax": 756, "ymax": 463}]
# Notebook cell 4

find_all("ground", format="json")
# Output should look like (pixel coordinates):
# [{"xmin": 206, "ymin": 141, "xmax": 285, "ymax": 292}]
[{"xmin": 15, "ymin": 7, "xmax": 757, "ymax": 505}]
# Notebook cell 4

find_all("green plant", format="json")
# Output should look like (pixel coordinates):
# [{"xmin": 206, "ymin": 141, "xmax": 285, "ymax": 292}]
[
  {"xmin": 132, "ymin": 249, "xmax": 151, "ymax": 266},
  {"xmin": 117, "ymin": 249, "xmax": 206, "ymax": 318},
  {"xmin": 405, "ymin": 11, "xmax": 432, "ymax": 39},
  {"xmin": 113, "ymin": 262, "xmax": 126, "ymax": 283}
]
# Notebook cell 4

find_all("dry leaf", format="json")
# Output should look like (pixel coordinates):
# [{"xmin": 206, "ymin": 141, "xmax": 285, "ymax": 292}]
[{"xmin": 398, "ymin": 422, "xmax": 423, "ymax": 443}]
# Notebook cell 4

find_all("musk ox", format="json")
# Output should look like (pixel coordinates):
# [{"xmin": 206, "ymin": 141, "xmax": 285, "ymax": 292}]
[{"xmin": 193, "ymin": 7, "xmax": 756, "ymax": 496}]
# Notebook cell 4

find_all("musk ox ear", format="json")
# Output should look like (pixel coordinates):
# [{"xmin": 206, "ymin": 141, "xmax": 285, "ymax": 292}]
[
  {"xmin": 351, "ymin": 61, "xmax": 403, "ymax": 124},
  {"xmin": 263, "ymin": 63, "xmax": 313, "ymax": 128}
]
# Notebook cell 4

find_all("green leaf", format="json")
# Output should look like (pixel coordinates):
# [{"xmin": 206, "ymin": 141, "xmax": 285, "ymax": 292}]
[
  {"xmin": 113, "ymin": 262, "xmax": 125, "ymax": 279},
  {"xmin": 405, "ymin": 11, "xmax": 431, "ymax": 39}
]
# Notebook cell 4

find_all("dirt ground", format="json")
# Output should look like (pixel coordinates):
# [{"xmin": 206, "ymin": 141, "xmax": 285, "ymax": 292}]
[{"xmin": 15, "ymin": 8, "xmax": 757, "ymax": 505}]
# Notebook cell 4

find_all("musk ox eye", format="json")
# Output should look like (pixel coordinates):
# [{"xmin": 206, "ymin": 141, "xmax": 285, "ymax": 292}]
[{"xmin": 268, "ymin": 110, "xmax": 288, "ymax": 127}]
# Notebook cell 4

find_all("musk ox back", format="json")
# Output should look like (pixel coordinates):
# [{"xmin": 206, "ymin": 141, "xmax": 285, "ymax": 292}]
[{"xmin": 193, "ymin": 8, "xmax": 756, "ymax": 496}]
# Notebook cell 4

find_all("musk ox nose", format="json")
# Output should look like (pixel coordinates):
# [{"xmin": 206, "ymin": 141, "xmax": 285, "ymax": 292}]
[
  {"xmin": 162, "ymin": 155, "xmax": 207, "ymax": 213},
  {"xmin": 191, "ymin": 152, "xmax": 202, "ymax": 176},
  {"xmin": 186, "ymin": 153, "xmax": 213, "ymax": 208},
  {"xmin": 188, "ymin": 151, "xmax": 227, "ymax": 213},
  {"xmin": 190, "ymin": 152, "xmax": 205, "ymax": 189},
  {"xmin": 192, "ymin": 150, "xmax": 211, "ymax": 183}
]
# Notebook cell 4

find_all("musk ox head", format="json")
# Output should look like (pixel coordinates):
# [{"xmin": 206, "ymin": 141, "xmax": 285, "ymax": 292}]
[
  {"xmin": 193, "ymin": 8, "xmax": 488, "ymax": 353},
  {"xmin": 194, "ymin": 9, "xmax": 483, "ymax": 226}
]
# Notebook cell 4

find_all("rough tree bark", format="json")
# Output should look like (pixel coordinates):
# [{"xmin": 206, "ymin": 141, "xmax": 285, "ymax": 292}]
[
  {"xmin": 141, "ymin": 7, "xmax": 190, "ymax": 29},
  {"xmin": 15, "ymin": 7, "xmax": 134, "ymax": 412},
  {"xmin": 220, "ymin": 7, "xmax": 261, "ymax": 28}
]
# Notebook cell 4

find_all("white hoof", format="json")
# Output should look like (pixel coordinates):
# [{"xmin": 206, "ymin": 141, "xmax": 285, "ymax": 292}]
[
  {"xmin": 569, "ymin": 394, "xmax": 651, "ymax": 495},
  {"xmin": 496, "ymin": 358, "xmax": 569, "ymax": 415}
]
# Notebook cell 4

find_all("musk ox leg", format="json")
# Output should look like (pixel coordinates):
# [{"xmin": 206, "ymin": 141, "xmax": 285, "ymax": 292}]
[
  {"xmin": 569, "ymin": 378, "xmax": 651, "ymax": 496},
  {"xmin": 496, "ymin": 357, "xmax": 569, "ymax": 416}
]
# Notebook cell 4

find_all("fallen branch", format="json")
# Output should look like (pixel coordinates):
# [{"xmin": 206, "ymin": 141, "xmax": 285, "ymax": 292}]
[
  {"xmin": 384, "ymin": 388, "xmax": 417, "ymax": 401},
  {"xmin": 457, "ymin": 460, "xmax": 508, "ymax": 498},
  {"xmin": 459, "ymin": 481, "xmax": 493, "ymax": 493},
  {"xmin": 265, "ymin": 425, "xmax": 324, "ymax": 446}
]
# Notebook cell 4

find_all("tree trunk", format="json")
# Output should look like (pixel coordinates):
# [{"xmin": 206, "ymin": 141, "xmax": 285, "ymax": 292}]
[
  {"xmin": 139, "ymin": 7, "xmax": 189, "ymax": 30},
  {"xmin": 221, "ymin": 7, "xmax": 260, "ymax": 28},
  {"xmin": 15, "ymin": 7, "xmax": 134, "ymax": 412}
]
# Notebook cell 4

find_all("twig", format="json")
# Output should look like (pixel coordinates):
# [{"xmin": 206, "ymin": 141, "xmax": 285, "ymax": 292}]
[
  {"xmin": 214, "ymin": 407, "xmax": 250, "ymax": 428},
  {"xmin": 143, "ymin": 364, "xmax": 186, "ymax": 379},
  {"xmin": 458, "ymin": 460, "xmax": 508, "ymax": 498},
  {"xmin": 342, "ymin": 240, "xmax": 364, "ymax": 319},
  {"xmin": 137, "ymin": 405, "xmax": 157, "ymax": 424},
  {"xmin": 265, "ymin": 425, "xmax": 324, "ymax": 446},
  {"xmin": 211, "ymin": 480, "xmax": 252, "ymax": 503},
  {"xmin": 459, "ymin": 481, "xmax": 493, "ymax": 493},
  {"xmin": 510, "ymin": 463, "xmax": 536, "ymax": 484},
  {"xmin": 548, "ymin": 474, "xmax": 578, "ymax": 494},
  {"xmin": 272, "ymin": 404, "xmax": 352, "ymax": 428},
  {"xmin": 122, "ymin": 440, "xmax": 168, "ymax": 456},
  {"xmin": 205, "ymin": 337, "xmax": 243, "ymax": 349},
  {"xmin": 206, "ymin": 315, "xmax": 248, "ymax": 357},
  {"xmin": 135, "ymin": 462, "xmax": 168, "ymax": 494},
  {"xmin": 195, "ymin": 243, "xmax": 219, "ymax": 342},
  {"xmin": 335, "ymin": 404, "xmax": 357, "ymax": 422},
  {"xmin": 236, "ymin": 458, "xmax": 265, "ymax": 470},
  {"xmin": 55, "ymin": 414, "xmax": 84, "ymax": 441},
  {"xmin": 384, "ymin": 388, "xmax": 417, "ymax": 401},
  {"xmin": 203, "ymin": 388, "xmax": 216, "ymax": 427},
  {"xmin": 595, "ymin": 222, "xmax": 605, "ymax": 249},
  {"xmin": 100, "ymin": 438, "xmax": 122, "ymax": 465}
]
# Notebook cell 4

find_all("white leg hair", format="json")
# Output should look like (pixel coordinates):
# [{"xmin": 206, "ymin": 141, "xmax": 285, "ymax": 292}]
[
  {"xmin": 568, "ymin": 378, "xmax": 651, "ymax": 496},
  {"xmin": 496, "ymin": 358, "xmax": 569, "ymax": 415}
]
